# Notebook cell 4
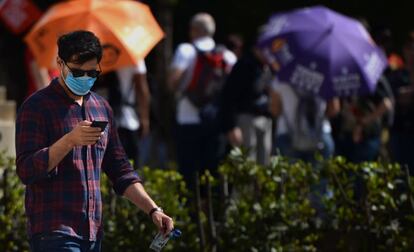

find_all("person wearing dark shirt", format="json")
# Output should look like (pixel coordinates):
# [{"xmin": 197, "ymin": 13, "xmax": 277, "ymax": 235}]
[
  {"xmin": 220, "ymin": 47, "xmax": 279, "ymax": 164},
  {"xmin": 332, "ymin": 76, "xmax": 393, "ymax": 162},
  {"xmin": 389, "ymin": 31, "xmax": 414, "ymax": 174},
  {"xmin": 15, "ymin": 30, "xmax": 173, "ymax": 252}
]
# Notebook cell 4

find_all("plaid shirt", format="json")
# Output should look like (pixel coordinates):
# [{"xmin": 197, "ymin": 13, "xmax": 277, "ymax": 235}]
[{"xmin": 16, "ymin": 79, "xmax": 142, "ymax": 241}]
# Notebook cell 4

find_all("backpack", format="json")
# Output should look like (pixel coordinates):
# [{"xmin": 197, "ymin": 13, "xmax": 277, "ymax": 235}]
[
  {"xmin": 185, "ymin": 45, "xmax": 228, "ymax": 108},
  {"xmin": 285, "ymin": 90, "xmax": 326, "ymax": 152}
]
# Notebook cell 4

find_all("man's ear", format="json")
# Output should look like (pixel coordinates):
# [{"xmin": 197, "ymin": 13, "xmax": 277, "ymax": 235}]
[{"xmin": 56, "ymin": 57, "xmax": 63, "ymax": 67}]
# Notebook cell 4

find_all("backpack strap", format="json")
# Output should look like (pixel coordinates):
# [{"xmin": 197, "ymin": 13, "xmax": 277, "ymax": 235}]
[
  {"xmin": 184, "ymin": 43, "xmax": 227, "ymax": 108},
  {"xmin": 186, "ymin": 44, "xmax": 205, "ymax": 92}
]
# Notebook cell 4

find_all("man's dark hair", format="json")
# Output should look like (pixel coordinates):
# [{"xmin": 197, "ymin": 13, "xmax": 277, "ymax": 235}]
[{"xmin": 57, "ymin": 30, "xmax": 103, "ymax": 64}]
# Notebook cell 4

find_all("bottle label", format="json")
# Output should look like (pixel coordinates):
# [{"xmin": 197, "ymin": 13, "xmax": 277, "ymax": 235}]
[
  {"xmin": 149, "ymin": 229, "xmax": 181, "ymax": 252},
  {"xmin": 149, "ymin": 232, "xmax": 170, "ymax": 252}
]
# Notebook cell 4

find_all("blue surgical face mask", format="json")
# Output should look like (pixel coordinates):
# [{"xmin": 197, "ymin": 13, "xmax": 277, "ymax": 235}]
[{"xmin": 63, "ymin": 71, "xmax": 97, "ymax": 96}]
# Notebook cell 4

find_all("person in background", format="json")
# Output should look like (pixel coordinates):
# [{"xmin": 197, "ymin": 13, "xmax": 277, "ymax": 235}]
[
  {"xmin": 168, "ymin": 12, "xmax": 237, "ymax": 188},
  {"xmin": 16, "ymin": 30, "xmax": 173, "ymax": 252},
  {"xmin": 332, "ymin": 77, "xmax": 393, "ymax": 162},
  {"xmin": 330, "ymin": 23, "xmax": 394, "ymax": 163},
  {"xmin": 225, "ymin": 33, "xmax": 244, "ymax": 59},
  {"xmin": 389, "ymin": 31, "xmax": 414, "ymax": 174},
  {"xmin": 220, "ymin": 42, "xmax": 279, "ymax": 165},
  {"xmin": 94, "ymin": 60, "xmax": 150, "ymax": 170},
  {"xmin": 272, "ymin": 80, "xmax": 340, "ymax": 216},
  {"xmin": 273, "ymin": 80, "xmax": 339, "ymax": 162}
]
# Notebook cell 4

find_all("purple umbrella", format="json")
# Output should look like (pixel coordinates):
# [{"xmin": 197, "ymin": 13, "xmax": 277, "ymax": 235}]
[{"xmin": 257, "ymin": 5, "xmax": 388, "ymax": 99}]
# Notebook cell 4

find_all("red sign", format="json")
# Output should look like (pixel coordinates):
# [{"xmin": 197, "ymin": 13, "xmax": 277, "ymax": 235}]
[{"xmin": 0, "ymin": 0, "xmax": 42, "ymax": 35}]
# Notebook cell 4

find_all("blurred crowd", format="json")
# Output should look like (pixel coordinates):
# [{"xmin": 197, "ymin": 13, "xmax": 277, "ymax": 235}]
[{"xmin": 22, "ymin": 11, "xmax": 414, "ymax": 190}]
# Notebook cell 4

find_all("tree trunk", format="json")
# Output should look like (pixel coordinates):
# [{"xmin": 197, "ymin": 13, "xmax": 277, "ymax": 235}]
[{"xmin": 153, "ymin": 0, "xmax": 176, "ymax": 163}]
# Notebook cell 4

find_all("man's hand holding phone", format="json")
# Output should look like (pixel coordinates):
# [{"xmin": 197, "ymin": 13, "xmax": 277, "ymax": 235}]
[
  {"xmin": 91, "ymin": 120, "xmax": 108, "ymax": 132},
  {"xmin": 67, "ymin": 120, "xmax": 104, "ymax": 147}
]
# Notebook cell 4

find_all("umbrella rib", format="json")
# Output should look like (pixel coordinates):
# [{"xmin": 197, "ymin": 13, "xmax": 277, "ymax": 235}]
[
  {"xmin": 306, "ymin": 25, "xmax": 333, "ymax": 52},
  {"xmin": 303, "ymin": 7, "xmax": 330, "ymax": 29},
  {"xmin": 333, "ymin": 36, "xmax": 376, "ymax": 94}
]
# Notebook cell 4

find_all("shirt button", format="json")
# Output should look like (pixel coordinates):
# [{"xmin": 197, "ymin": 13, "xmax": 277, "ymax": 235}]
[{"xmin": 89, "ymin": 196, "xmax": 93, "ymax": 200}]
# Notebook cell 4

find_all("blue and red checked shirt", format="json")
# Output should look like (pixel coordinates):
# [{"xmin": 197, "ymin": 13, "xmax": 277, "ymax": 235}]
[{"xmin": 15, "ymin": 79, "xmax": 142, "ymax": 241}]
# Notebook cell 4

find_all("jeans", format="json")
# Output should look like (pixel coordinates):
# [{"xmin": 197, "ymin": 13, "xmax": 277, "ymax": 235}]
[
  {"xmin": 175, "ymin": 122, "xmax": 223, "ymax": 190},
  {"xmin": 138, "ymin": 132, "xmax": 169, "ymax": 169},
  {"xmin": 335, "ymin": 135, "xmax": 381, "ymax": 162},
  {"xmin": 30, "ymin": 232, "xmax": 101, "ymax": 252}
]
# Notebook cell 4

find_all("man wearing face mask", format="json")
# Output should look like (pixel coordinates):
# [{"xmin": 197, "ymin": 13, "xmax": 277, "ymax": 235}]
[{"xmin": 15, "ymin": 30, "xmax": 174, "ymax": 252}]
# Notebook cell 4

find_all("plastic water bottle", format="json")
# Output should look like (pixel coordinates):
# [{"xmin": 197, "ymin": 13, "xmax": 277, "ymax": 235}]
[{"xmin": 149, "ymin": 229, "xmax": 182, "ymax": 252}]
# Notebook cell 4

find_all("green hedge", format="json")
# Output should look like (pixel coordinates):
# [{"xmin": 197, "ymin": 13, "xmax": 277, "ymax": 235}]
[
  {"xmin": 101, "ymin": 167, "xmax": 198, "ymax": 251},
  {"xmin": 0, "ymin": 152, "xmax": 27, "ymax": 252},
  {"xmin": 217, "ymin": 148, "xmax": 414, "ymax": 251},
  {"xmin": 1, "ymin": 149, "xmax": 414, "ymax": 251}
]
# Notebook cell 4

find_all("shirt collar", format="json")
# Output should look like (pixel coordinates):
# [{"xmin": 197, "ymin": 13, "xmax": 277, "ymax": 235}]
[{"xmin": 193, "ymin": 36, "xmax": 215, "ymax": 51}]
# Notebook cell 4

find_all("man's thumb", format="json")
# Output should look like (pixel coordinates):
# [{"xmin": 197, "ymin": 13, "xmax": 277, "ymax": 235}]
[{"xmin": 80, "ymin": 120, "xmax": 92, "ymax": 126}]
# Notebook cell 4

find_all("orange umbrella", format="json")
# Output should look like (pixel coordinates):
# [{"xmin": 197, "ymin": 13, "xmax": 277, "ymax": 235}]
[{"xmin": 25, "ymin": 0, "xmax": 164, "ymax": 72}]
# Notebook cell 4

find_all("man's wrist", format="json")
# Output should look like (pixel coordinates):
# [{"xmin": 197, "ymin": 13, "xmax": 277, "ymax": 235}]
[
  {"xmin": 149, "ymin": 207, "xmax": 163, "ymax": 217},
  {"xmin": 63, "ymin": 133, "xmax": 75, "ymax": 149}
]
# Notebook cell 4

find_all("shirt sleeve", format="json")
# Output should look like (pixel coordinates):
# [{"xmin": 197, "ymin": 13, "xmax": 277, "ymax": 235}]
[
  {"xmin": 223, "ymin": 50, "xmax": 237, "ymax": 68},
  {"xmin": 171, "ymin": 43, "xmax": 196, "ymax": 71},
  {"xmin": 15, "ymin": 97, "xmax": 57, "ymax": 185},
  {"xmin": 220, "ymin": 60, "xmax": 246, "ymax": 132},
  {"xmin": 101, "ymin": 103, "xmax": 142, "ymax": 195}
]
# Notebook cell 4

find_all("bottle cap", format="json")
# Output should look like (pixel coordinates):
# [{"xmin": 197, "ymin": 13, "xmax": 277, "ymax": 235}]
[{"xmin": 170, "ymin": 229, "xmax": 182, "ymax": 239}]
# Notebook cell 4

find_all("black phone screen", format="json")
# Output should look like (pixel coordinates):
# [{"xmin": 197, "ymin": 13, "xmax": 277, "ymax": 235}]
[{"xmin": 91, "ymin": 120, "xmax": 108, "ymax": 132}]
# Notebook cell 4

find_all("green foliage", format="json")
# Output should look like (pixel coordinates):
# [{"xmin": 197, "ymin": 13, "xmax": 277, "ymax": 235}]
[
  {"xmin": 2, "ymin": 149, "xmax": 414, "ymax": 252},
  {"xmin": 218, "ymin": 148, "xmax": 319, "ymax": 251},
  {"xmin": 101, "ymin": 167, "xmax": 198, "ymax": 251},
  {"xmin": 320, "ymin": 157, "xmax": 414, "ymax": 251},
  {"xmin": 0, "ymin": 151, "xmax": 28, "ymax": 252},
  {"xmin": 215, "ymin": 148, "xmax": 414, "ymax": 251}
]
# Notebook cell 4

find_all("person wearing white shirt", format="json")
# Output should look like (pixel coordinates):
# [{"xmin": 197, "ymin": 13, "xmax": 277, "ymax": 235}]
[
  {"xmin": 168, "ymin": 13, "xmax": 236, "ymax": 188},
  {"xmin": 272, "ymin": 80, "xmax": 339, "ymax": 161},
  {"xmin": 94, "ymin": 60, "xmax": 150, "ymax": 169}
]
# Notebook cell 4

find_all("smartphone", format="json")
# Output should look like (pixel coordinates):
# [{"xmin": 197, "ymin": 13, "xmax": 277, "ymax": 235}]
[{"xmin": 91, "ymin": 120, "xmax": 108, "ymax": 132}]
